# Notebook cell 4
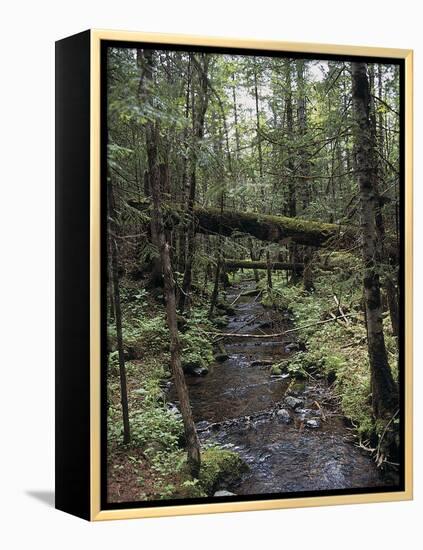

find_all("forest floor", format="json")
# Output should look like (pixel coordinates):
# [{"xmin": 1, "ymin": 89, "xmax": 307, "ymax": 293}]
[{"xmin": 107, "ymin": 265, "xmax": 400, "ymax": 503}]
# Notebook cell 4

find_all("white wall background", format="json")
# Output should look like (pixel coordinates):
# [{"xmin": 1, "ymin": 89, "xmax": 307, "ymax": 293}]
[{"xmin": 1, "ymin": 0, "xmax": 420, "ymax": 547}]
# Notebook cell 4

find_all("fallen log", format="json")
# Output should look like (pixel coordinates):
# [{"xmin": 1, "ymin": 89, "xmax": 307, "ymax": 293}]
[
  {"xmin": 210, "ymin": 313, "xmax": 355, "ymax": 339},
  {"xmin": 189, "ymin": 207, "xmax": 352, "ymax": 248},
  {"xmin": 127, "ymin": 201, "xmax": 397, "ymax": 258},
  {"xmin": 128, "ymin": 200, "xmax": 354, "ymax": 248},
  {"xmin": 224, "ymin": 259, "xmax": 304, "ymax": 271}
]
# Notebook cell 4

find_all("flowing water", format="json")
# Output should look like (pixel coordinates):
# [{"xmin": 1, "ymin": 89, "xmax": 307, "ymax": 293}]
[{"xmin": 170, "ymin": 281, "xmax": 392, "ymax": 496}]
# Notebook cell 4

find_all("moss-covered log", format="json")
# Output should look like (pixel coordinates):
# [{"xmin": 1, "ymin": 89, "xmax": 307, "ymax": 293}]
[
  {"xmin": 127, "ymin": 201, "xmax": 353, "ymax": 246},
  {"xmin": 191, "ymin": 207, "xmax": 352, "ymax": 247},
  {"xmin": 224, "ymin": 259, "xmax": 304, "ymax": 271},
  {"xmin": 128, "ymin": 201, "xmax": 397, "ymax": 257}
]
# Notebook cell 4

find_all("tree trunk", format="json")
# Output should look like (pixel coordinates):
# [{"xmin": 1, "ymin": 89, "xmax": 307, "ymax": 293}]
[
  {"xmin": 266, "ymin": 251, "xmax": 273, "ymax": 290},
  {"xmin": 209, "ymin": 253, "xmax": 222, "ymax": 319},
  {"xmin": 351, "ymin": 62, "xmax": 398, "ymax": 418},
  {"xmin": 248, "ymin": 237, "xmax": 261, "ymax": 282},
  {"xmin": 137, "ymin": 49, "xmax": 162, "ymax": 287},
  {"xmin": 145, "ymin": 59, "xmax": 201, "ymax": 477},
  {"xmin": 108, "ymin": 181, "xmax": 130, "ymax": 444},
  {"xmin": 232, "ymin": 72, "xmax": 241, "ymax": 156},
  {"xmin": 253, "ymin": 60, "xmax": 263, "ymax": 179},
  {"xmin": 162, "ymin": 240, "xmax": 201, "ymax": 477},
  {"xmin": 296, "ymin": 60, "xmax": 314, "ymax": 290},
  {"xmin": 149, "ymin": 140, "xmax": 201, "ymax": 477},
  {"xmin": 302, "ymin": 249, "xmax": 315, "ymax": 292},
  {"xmin": 179, "ymin": 55, "xmax": 210, "ymax": 313},
  {"xmin": 373, "ymin": 65, "xmax": 399, "ymax": 337},
  {"xmin": 285, "ymin": 61, "xmax": 300, "ymax": 282}
]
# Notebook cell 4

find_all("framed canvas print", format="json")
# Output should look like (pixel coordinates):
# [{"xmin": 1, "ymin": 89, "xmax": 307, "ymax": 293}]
[{"xmin": 55, "ymin": 29, "xmax": 413, "ymax": 521}]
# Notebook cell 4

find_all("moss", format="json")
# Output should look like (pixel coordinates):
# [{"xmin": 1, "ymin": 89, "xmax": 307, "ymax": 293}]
[
  {"xmin": 164, "ymin": 448, "xmax": 247, "ymax": 499},
  {"xmin": 198, "ymin": 448, "xmax": 248, "ymax": 495},
  {"xmin": 270, "ymin": 361, "xmax": 289, "ymax": 376},
  {"xmin": 270, "ymin": 364, "xmax": 282, "ymax": 376}
]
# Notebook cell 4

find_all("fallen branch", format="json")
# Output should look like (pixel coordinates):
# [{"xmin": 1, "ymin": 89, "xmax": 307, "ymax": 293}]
[
  {"xmin": 376, "ymin": 409, "xmax": 400, "ymax": 465},
  {"xmin": 329, "ymin": 311, "xmax": 347, "ymax": 328},
  {"xmin": 230, "ymin": 292, "xmax": 243, "ymax": 306},
  {"xmin": 313, "ymin": 400, "xmax": 327, "ymax": 422},
  {"xmin": 334, "ymin": 294, "xmax": 350, "ymax": 324},
  {"xmin": 224, "ymin": 259, "xmax": 304, "ymax": 271},
  {"xmin": 211, "ymin": 313, "xmax": 355, "ymax": 339}
]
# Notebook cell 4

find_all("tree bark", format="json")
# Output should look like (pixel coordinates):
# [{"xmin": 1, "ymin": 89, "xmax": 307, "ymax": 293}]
[
  {"xmin": 179, "ymin": 55, "xmax": 210, "ymax": 313},
  {"xmin": 137, "ymin": 49, "xmax": 162, "ymax": 287},
  {"xmin": 266, "ymin": 251, "xmax": 273, "ymax": 290},
  {"xmin": 296, "ymin": 60, "xmax": 314, "ymax": 290},
  {"xmin": 144, "ymin": 58, "xmax": 201, "ymax": 477},
  {"xmin": 209, "ymin": 254, "xmax": 222, "ymax": 319},
  {"xmin": 253, "ymin": 60, "xmax": 263, "ymax": 179},
  {"xmin": 351, "ymin": 62, "xmax": 398, "ymax": 418},
  {"xmin": 108, "ymin": 181, "xmax": 130, "ymax": 444},
  {"xmin": 248, "ymin": 237, "xmax": 261, "ymax": 283},
  {"xmin": 372, "ymin": 65, "xmax": 399, "ymax": 337}
]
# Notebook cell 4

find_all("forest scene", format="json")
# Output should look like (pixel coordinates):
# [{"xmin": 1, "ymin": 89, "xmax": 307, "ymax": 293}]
[{"xmin": 105, "ymin": 45, "xmax": 402, "ymax": 504}]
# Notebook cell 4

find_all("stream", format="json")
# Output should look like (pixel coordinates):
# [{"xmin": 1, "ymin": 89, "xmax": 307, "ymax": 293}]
[{"xmin": 170, "ymin": 280, "xmax": 391, "ymax": 496}]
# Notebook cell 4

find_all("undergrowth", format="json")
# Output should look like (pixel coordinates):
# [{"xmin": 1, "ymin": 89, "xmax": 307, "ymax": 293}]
[
  {"xmin": 260, "ymin": 254, "xmax": 399, "ymax": 439},
  {"xmin": 107, "ymin": 278, "xmax": 244, "ymax": 501}
]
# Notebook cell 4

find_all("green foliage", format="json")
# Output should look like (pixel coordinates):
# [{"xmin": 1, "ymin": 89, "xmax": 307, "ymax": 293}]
[
  {"xmin": 180, "ymin": 330, "xmax": 214, "ymax": 369},
  {"xmin": 130, "ymin": 408, "xmax": 183, "ymax": 452},
  {"xmin": 263, "ymin": 272, "xmax": 398, "ymax": 437},
  {"xmin": 107, "ymin": 313, "xmax": 168, "ymax": 357}
]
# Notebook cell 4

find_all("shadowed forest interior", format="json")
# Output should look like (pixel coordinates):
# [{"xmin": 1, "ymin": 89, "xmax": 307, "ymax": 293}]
[{"xmin": 105, "ymin": 46, "xmax": 402, "ymax": 504}]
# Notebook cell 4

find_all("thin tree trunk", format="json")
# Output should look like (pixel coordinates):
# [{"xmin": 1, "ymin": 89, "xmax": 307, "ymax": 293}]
[
  {"xmin": 374, "ymin": 65, "xmax": 399, "ymax": 336},
  {"xmin": 232, "ymin": 72, "xmax": 240, "ymax": 156},
  {"xmin": 248, "ymin": 237, "xmax": 260, "ymax": 283},
  {"xmin": 137, "ymin": 49, "xmax": 162, "ymax": 287},
  {"xmin": 285, "ymin": 61, "xmax": 299, "ymax": 282},
  {"xmin": 253, "ymin": 61, "xmax": 263, "ymax": 179},
  {"xmin": 144, "ymin": 55, "xmax": 201, "ymax": 477},
  {"xmin": 209, "ymin": 252, "xmax": 222, "ymax": 319},
  {"xmin": 209, "ymin": 190, "xmax": 225, "ymax": 318},
  {"xmin": 266, "ymin": 250, "xmax": 273, "ymax": 290},
  {"xmin": 351, "ymin": 62, "xmax": 397, "ymax": 418},
  {"xmin": 108, "ymin": 181, "xmax": 130, "ymax": 444},
  {"xmin": 162, "ymin": 240, "xmax": 201, "ymax": 476},
  {"xmin": 148, "ymin": 129, "xmax": 201, "ymax": 477},
  {"xmin": 296, "ymin": 59, "xmax": 314, "ymax": 289},
  {"xmin": 179, "ymin": 55, "xmax": 210, "ymax": 313},
  {"xmin": 302, "ymin": 249, "xmax": 315, "ymax": 293}
]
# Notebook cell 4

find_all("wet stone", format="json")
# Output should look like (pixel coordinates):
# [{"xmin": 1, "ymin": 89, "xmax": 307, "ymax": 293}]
[
  {"xmin": 296, "ymin": 408, "xmax": 316, "ymax": 417},
  {"xmin": 306, "ymin": 419, "xmax": 321, "ymax": 429},
  {"xmin": 284, "ymin": 396, "xmax": 303, "ymax": 409},
  {"xmin": 284, "ymin": 342, "xmax": 300, "ymax": 352},
  {"xmin": 277, "ymin": 408, "xmax": 292, "ymax": 423},
  {"xmin": 214, "ymin": 490, "xmax": 236, "ymax": 497},
  {"xmin": 251, "ymin": 359, "xmax": 273, "ymax": 367},
  {"xmin": 167, "ymin": 402, "xmax": 181, "ymax": 415},
  {"xmin": 214, "ymin": 353, "xmax": 230, "ymax": 362},
  {"xmin": 192, "ymin": 366, "xmax": 209, "ymax": 376},
  {"xmin": 196, "ymin": 420, "xmax": 210, "ymax": 431}
]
